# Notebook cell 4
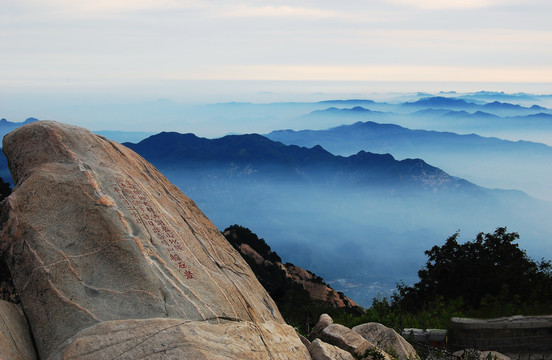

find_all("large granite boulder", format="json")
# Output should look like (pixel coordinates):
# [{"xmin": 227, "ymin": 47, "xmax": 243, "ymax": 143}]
[
  {"xmin": 0, "ymin": 299, "xmax": 37, "ymax": 360},
  {"xmin": 318, "ymin": 323, "xmax": 374, "ymax": 357},
  {"xmin": 0, "ymin": 121, "xmax": 310, "ymax": 359},
  {"xmin": 308, "ymin": 338, "xmax": 355, "ymax": 360},
  {"xmin": 353, "ymin": 322, "xmax": 418, "ymax": 360}
]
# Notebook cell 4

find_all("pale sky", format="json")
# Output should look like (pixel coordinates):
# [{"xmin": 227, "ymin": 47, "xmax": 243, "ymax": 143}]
[{"xmin": 2, "ymin": 0, "xmax": 551, "ymax": 92}]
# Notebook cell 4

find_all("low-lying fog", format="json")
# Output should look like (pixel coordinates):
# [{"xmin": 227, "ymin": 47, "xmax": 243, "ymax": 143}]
[{"xmin": 163, "ymin": 170, "xmax": 552, "ymax": 306}]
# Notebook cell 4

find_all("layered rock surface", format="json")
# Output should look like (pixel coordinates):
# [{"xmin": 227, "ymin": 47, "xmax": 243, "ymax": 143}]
[
  {"xmin": 0, "ymin": 121, "xmax": 309, "ymax": 359},
  {"xmin": 353, "ymin": 322, "xmax": 418, "ymax": 360}
]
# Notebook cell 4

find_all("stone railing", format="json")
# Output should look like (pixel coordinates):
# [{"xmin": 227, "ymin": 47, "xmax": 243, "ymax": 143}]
[{"xmin": 448, "ymin": 316, "xmax": 552, "ymax": 353}]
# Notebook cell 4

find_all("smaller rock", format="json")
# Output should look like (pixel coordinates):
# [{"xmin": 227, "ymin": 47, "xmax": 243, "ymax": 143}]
[
  {"xmin": 453, "ymin": 349, "xmax": 511, "ymax": 360},
  {"xmin": 353, "ymin": 322, "xmax": 418, "ymax": 360},
  {"xmin": 309, "ymin": 338, "xmax": 355, "ymax": 360},
  {"xmin": 310, "ymin": 313, "xmax": 334, "ymax": 340},
  {"xmin": 0, "ymin": 300, "xmax": 37, "ymax": 360},
  {"xmin": 319, "ymin": 323, "xmax": 373, "ymax": 357}
]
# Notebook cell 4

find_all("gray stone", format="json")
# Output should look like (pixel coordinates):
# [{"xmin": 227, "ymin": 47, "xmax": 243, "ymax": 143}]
[{"xmin": 0, "ymin": 121, "xmax": 310, "ymax": 359}]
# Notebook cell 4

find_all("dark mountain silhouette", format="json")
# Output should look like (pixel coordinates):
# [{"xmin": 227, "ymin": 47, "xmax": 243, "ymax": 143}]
[
  {"xmin": 441, "ymin": 110, "xmax": 500, "ymax": 119},
  {"xmin": 307, "ymin": 106, "xmax": 385, "ymax": 117},
  {"xmin": 401, "ymin": 96, "xmax": 475, "ymax": 109},
  {"xmin": 266, "ymin": 120, "xmax": 552, "ymax": 202},
  {"xmin": 302, "ymin": 100, "xmax": 552, "ymax": 142},
  {"xmin": 123, "ymin": 130, "xmax": 552, "ymax": 306},
  {"xmin": 523, "ymin": 113, "xmax": 552, "ymax": 120},
  {"xmin": 482, "ymin": 101, "xmax": 545, "ymax": 111},
  {"xmin": 266, "ymin": 120, "xmax": 552, "ymax": 156},
  {"xmin": 124, "ymin": 132, "xmax": 478, "ymax": 193},
  {"xmin": 399, "ymin": 97, "xmax": 550, "ymax": 115}
]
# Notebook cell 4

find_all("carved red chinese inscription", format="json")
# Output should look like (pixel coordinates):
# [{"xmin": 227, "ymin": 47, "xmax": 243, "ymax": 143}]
[{"xmin": 112, "ymin": 177, "xmax": 194, "ymax": 279}]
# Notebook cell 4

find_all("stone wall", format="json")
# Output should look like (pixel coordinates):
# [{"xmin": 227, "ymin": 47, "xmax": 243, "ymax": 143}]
[{"xmin": 449, "ymin": 316, "xmax": 552, "ymax": 352}]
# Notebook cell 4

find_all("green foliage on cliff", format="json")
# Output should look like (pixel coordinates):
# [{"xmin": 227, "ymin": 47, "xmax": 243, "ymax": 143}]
[
  {"xmin": 394, "ymin": 227, "xmax": 552, "ymax": 320},
  {"xmin": 222, "ymin": 224, "xmax": 362, "ymax": 334},
  {"xmin": 224, "ymin": 224, "xmax": 282, "ymax": 263},
  {"xmin": 223, "ymin": 225, "xmax": 552, "ymax": 333}
]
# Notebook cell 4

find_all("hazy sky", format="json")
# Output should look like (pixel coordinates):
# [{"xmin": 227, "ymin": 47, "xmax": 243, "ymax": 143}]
[{"xmin": 2, "ymin": 0, "xmax": 551, "ymax": 98}]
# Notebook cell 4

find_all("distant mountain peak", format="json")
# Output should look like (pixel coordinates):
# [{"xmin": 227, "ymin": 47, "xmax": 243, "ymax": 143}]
[
  {"xmin": 403, "ymin": 96, "xmax": 473, "ymax": 108},
  {"xmin": 482, "ymin": 101, "xmax": 522, "ymax": 109},
  {"xmin": 126, "ymin": 130, "xmax": 473, "ymax": 192},
  {"xmin": 318, "ymin": 99, "xmax": 375, "ymax": 105}
]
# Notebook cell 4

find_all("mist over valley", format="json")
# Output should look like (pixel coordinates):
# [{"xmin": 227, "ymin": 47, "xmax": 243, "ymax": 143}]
[{"xmin": 2, "ymin": 91, "xmax": 552, "ymax": 306}]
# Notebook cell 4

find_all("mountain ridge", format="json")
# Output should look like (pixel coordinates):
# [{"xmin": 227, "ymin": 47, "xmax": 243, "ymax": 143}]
[{"xmin": 124, "ymin": 131, "xmax": 481, "ymax": 194}]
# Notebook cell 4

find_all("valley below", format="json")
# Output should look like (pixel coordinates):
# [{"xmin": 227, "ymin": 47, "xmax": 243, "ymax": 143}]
[{"xmin": 3, "ymin": 91, "xmax": 552, "ymax": 306}]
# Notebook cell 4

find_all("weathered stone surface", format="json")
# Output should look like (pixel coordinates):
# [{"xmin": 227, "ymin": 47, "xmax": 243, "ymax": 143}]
[
  {"xmin": 353, "ymin": 322, "xmax": 418, "ymax": 360},
  {"xmin": 310, "ymin": 313, "xmax": 334, "ymax": 340},
  {"xmin": 309, "ymin": 338, "xmax": 355, "ymax": 360},
  {"xmin": 0, "ymin": 299, "xmax": 37, "ymax": 360},
  {"xmin": 0, "ymin": 121, "xmax": 310, "ymax": 359},
  {"xmin": 52, "ymin": 318, "xmax": 306, "ymax": 360},
  {"xmin": 319, "ymin": 323, "xmax": 373, "ymax": 357}
]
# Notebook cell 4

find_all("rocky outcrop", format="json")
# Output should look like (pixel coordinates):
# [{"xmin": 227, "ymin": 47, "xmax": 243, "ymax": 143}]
[
  {"xmin": 309, "ymin": 314, "xmax": 413, "ymax": 360},
  {"xmin": 353, "ymin": 322, "xmax": 418, "ymax": 360},
  {"xmin": 224, "ymin": 225, "xmax": 360, "ymax": 309},
  {"xmin": 0, "ymin": 121, "xmax": 309, "ymax": 359},
  {"xmin": 284, "ymin": 263, "xmax": 359, "ymax": 308},
  {"xmin": 0, "ymin": 299, "xmax": 37, "ymax": 360}
]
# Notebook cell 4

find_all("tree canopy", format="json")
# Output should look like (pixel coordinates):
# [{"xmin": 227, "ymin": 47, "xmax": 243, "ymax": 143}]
[{"xmin": 394, "ymin": 227, "xmax": 552, "ymax": 316}]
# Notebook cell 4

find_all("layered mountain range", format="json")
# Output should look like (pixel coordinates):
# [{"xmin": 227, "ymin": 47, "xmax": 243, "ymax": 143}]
[
  {"xmin": 266, "ymin": 120, "xmax": 552, "ymax": 200},
  {"xmin": 124, "ymin": 132, "xmax": 477, "ymax": 193},
  {"xmin": 120, "ymin": 130, "xmax": 552, "ymax": 305},
  {"xmin": 2, "ymin": 93, "xmax": 551, "ymax": 306}
]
